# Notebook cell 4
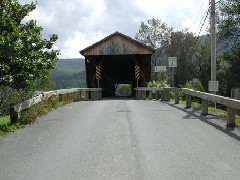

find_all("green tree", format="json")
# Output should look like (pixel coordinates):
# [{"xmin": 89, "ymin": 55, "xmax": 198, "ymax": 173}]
[
  {"xmin": 218, "ymin": 49, "xmax": 240, "ymax": 96},
  {"xmin": 167, "ymin": 29, "xmax": 197, "ymax": 86},
  {"xmin": 190, "ymin": 37, "xmax": 211, "ymax": 90},
  {"xmin": 217, "ymin": 0, "xmax": 240, "ymax": 95},
  {"xmin": 135, "ymin": 18, "xmax": 173, "ymax": 81},
  {"xmin": 135, "ymin": 18, "xmax": 173, "ymax": 49},
  {"xmin": 0, "ymin": 0, "xmax": 60, "ymax": 90},
  {"xmin": 218, "ymin": 0, "xmax": 240, "ymax": 44}
]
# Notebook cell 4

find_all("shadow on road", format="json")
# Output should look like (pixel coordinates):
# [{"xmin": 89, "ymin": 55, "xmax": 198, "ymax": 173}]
[{"xmin": 163, "ymin": 101, "xmax": 240, "ymax": 142}]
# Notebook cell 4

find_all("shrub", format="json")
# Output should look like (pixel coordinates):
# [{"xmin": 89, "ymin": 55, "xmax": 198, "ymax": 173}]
[
  {"xmin": 180, "ymin": 78, "xmax": 205, "ymax": 102},
  {"xmin": 147, "ymin": 80, "xmax": 170, "ymax": 87}
]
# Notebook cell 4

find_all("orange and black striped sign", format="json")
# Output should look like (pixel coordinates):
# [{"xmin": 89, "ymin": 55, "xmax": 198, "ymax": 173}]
[
  {"xmin": 135, "ymin": 65, "xmax": 140, "ymax": 79},
  {"xmin": 96, "ymin": 65, "xmax": 101, "ymax": 80}
]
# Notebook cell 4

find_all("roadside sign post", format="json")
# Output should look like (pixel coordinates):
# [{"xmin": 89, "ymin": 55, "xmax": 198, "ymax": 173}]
[
  {"xmin": 96, "ymin": 65, "xmax": 101, "ymax": 88},
  {"xmin": 168, "ymin": 57, "xmax": 177, "ymax": 87},
  {"xmin": 208, "ymin": 81, "xmax": 219, "ymax": 108},
  {"xmin": 135, "ymin": 65, "xmax": 140, "ymax": 87}
]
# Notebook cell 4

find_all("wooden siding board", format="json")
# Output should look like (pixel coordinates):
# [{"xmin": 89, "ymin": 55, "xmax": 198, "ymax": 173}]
[{"xmin": 80, "ymin": 32, "xmax": 154, "ymax": 56}]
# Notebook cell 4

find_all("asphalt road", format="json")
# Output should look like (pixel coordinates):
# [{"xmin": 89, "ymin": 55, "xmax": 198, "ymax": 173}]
[{"xmin": 0, "ymin": 99, "xmax": 240, "ymax": 180}]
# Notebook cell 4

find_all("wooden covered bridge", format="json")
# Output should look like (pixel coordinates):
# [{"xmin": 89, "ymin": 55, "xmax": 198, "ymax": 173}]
[{"xmin": 80, "ymin": 32, "xmax": 154, "ymax": 97}]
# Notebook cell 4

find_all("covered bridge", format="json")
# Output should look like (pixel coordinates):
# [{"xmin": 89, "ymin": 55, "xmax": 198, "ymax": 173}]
[{"xmin": 80, "ymin": 32, "xmax": 154, "ymax": 97}]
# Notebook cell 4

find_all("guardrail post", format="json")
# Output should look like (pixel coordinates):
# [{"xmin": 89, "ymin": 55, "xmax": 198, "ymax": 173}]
[
  {"xmin": 148, "ymin": 91, "xmax": 153, "ymax": 100},
  {"xmin": 161, "ymin": 91, "xmax": 166, "ymax": 101},
  {"xmin": 135, "ymin": 90, "xmax": 139, "ymax": 99},
  {"xmin": 10, "ymin": 107, "xmax": 19, "ymax": 124},
  {"xmin": 227, "ymin": 107, "xmax": 236, "ymax": 127},
  {"xmin": 96, "ymin": 91, "xmax": 100, "ymax": 100},
  {"xmin": 156, "ymin": 91, "xmax": 160, "ymax": 100},
  {"xmin": 85, "ymin": 91, "xmax": 89, "ymax": 100},
  {"xmin": 201, "ymin": 99, "xmax": 208, "ymax": 115},
  {"xmin": 186, "ymin": 94, "xmax": 192, "ymax": 108},
  {"xmin": 142, "ymin": 90, "xmax": 146, "ymax": 100},
  {"xmin": 91, "ymin": 91, "xmax": 95, "ymax": 100},
  {"xmin": 175, "ymin": 92, "xmax": 179, "ymax": 104},
  {"xmin": 166, "ymin": 90, "xmax": 170, "ymax": 102}
]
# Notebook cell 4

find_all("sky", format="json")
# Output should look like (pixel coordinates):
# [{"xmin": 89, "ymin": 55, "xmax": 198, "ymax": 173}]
[{"xmin": 19, "ymin": 0, "xmax": 210, "ymax": 59}]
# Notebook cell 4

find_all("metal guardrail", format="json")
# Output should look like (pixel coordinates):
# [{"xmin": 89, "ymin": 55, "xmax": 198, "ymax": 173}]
[
  {"xmin": 10, "ymin": 88, "xmax": 102, "ymax": 124},
  {"xmin": 134, "ymin": 87, "xmax": 240, "ymax": 127}
]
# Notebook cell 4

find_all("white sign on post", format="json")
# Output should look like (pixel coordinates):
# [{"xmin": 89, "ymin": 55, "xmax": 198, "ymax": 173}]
[
  {"xmin": 168, "ymin": 57, "xmax": 177, "ymax": 67},
  {"xmin": 208, "ymin": 81, "xmax": 219, "ymax": 92},
  {"xmin": 154, "ymin": 66, "xmax": 166, "ymax": 72}
]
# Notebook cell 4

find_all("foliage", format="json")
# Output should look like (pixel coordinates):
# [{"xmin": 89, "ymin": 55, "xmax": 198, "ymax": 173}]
[
  {"xmin": 0, "ymin": 86, "xmax": 34, "ymax": 115},
  {"xmin": 115, "ymin": 84, "xmax": 132, "ymax": 96},
  {"xmin": 218, "ymin": 48, "xmax": 240, "ymax": 96},
  {"xmin": 147, "ymin": 80, "xmax": 169, "ymax": 87},
  {"xmin": 135, "ymin": 18, "xmax": 173, "ymax": 49},
  {"xmin": 135, "ymin": 18, "xmax": 173, "ymax": 78},
  {"xmin": 217, "ymin": 0, "xmax": 240, "ymax": 47},
  {"xmin": 188, "ymin": 37, "xmax": 211, "ymax": 90},
  {"xmin": 0, "ymin": 0, "xmax": 60, "ymax": 90},
  {"xmin": 36, "ymin": 75, "xmax": 56, "ymax": 91},
  {"xmin": 167, "ymin": 29, "xmax": 197, "ymax": 86},
  {"xmin": 215, "ymin": 0, "xmax": 240, "ymax": 96},
  {"xmin": 0, "ymin": 115, "xmax": 22, "ymax": 136},
  {"xmin": 180, "ymin": 78, "xmax": 205, "ymax": 103},
  {"xmin": 182, "ymin": 78, "xmax": 205, "ymax": 92},
  {"xmin": 19, "ymin": 91, "xmax": 82, "ymax": 124},
  {"xmin": 135, "ymin": 19, "xmax": 198, "ymax": 87},
  {"xmin": 52, "ymin": 59, "xmax": 86, "ymax": 89}
]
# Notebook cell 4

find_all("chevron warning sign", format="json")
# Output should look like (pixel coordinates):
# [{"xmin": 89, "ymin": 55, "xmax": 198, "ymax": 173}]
[
  {"xmin": 96, "ymin": 65, "xmax": 101, "ymax": 80},
  {"xmin": 135, "ymin": 65, "xmax": 140, "ymax": 79}
]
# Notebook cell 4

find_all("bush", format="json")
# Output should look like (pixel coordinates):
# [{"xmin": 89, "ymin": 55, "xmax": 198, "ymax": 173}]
[
  {"xmin": 182, "ymin": 78, "xmax": 205, "ymax": 92},
  {"xmin": 147, "ymin": 80, "xmax": 170, "ymax": 87},
  {"xmin": 180, "ymin": 78, "xmax": 205, "ymax": 102},
  {"xmin": 115, "ymin": 84, "xmax": 132, "ymax": 96}
]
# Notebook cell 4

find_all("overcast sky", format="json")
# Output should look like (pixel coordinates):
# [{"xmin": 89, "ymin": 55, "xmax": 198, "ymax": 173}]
[{"xmin": 19, "ymin": 0, "xmax": 210, "ymax": 59}]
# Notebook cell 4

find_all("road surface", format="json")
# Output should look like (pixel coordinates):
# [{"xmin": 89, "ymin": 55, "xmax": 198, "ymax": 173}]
[{"xmin": 0, "ymin": 99, "xmax": 240, "ymax": 179}]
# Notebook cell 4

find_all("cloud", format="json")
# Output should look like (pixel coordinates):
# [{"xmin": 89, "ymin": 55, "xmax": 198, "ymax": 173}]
[{"xmin": 19, "ymin": 0, "xmax": 208, "ymax": 58}]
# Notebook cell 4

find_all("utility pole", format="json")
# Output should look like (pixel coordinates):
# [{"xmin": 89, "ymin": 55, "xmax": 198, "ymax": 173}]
[{"xmin": 211, "ymin": 0, "xmax": 216, "ymax": 82}]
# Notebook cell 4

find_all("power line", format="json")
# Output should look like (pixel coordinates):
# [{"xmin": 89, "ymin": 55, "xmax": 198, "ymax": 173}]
[
  {"xmin": 193, "ymin": 1, "xmax": 205, "ymax": 26},
  {"xmin": 196, "ymin": 7, "xmax": 210, "ymax": 39}
]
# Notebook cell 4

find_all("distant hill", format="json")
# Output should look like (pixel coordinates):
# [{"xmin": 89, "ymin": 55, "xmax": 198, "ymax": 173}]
[
  {"xmin": 55, "ymin": 58, "xmax": 85, "ymax": 74},
  {"xmin": 52, "ymin": 58, "xmax": 86, "ymax": 89}
]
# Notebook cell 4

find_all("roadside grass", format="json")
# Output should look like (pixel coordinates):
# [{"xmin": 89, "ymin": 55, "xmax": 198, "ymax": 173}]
[{"xmin": 0, "ymin": 115, "xmax": 23, "ymax": 136}]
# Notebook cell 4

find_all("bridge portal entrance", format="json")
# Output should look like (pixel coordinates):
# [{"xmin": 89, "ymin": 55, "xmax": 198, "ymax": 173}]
[{"xmin": 80, "ymin": 32, "xmax": 154, "ymax": 97}]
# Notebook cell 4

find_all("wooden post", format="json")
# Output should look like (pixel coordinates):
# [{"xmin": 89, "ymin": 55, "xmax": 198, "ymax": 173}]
[
  {"xmin": 227, "ymin": 107, "xmax": 235, "ymax": 127},
  {"xmin": 186, "ymin": 95, "xmax": 192, "ymax": 108},
  {"xmin": 149, "ymin": 91, "xmax": 153, "ymax": 100},
  {"xmin": 166, "ymin": 90, "xmax": 170, "ymax": 102},
  {"xmin": 161, "ymin": 91, "xmax": 166, "ymax": 101},
  {"xmin": 156, "ymin": 91, "xmax": 160, "ymax": 100},
  {"xmin": 135, "ymin": 90, "xmax": 139, "ymax": 99},
  {"xmin": 142, "ymin": 90, "xmax": 146, "ymax": 100},
  {"xmin": 175, "ymin": 92, "xmax": 179, "ymax": 104},
  {"xmin": 91, "ymin": 91, "xmax": 95, "ymax": 100},
  {"xmin": 201, "ymin": 99, "xmax": 208, "ymax": 115},
  {"xmin": 85, "ymin": 91, "xmax": 89, "ymax": 100},
  {"xmin": 10, "ymin": 107, "xmax": 19, "ymax": 124}
]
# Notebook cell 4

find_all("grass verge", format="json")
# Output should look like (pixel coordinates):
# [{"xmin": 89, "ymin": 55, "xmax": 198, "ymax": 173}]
[{"xmin": 0, "ymin": 115, "xmax": 23, "ymax": 136}]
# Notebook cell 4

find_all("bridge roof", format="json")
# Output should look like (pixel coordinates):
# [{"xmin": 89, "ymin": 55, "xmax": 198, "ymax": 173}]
[{"xmin": 80, "ymin": 31, "xmax": 154, "ymax": 56}]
